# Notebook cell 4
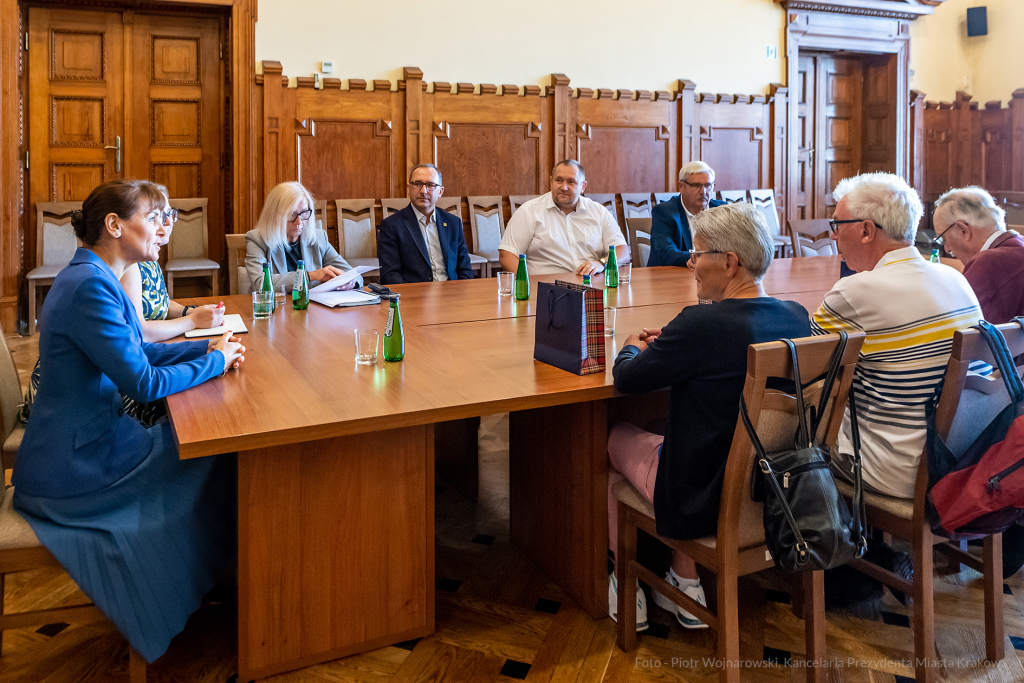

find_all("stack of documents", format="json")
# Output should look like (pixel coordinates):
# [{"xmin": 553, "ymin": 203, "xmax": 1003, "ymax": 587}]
[{"xmin": 308, "ymin": 266, "xmax": 381, "ymax": 308}]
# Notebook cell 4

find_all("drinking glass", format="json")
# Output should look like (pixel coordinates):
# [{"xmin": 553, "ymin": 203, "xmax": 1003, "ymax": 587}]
[
  {"xmin": 354, "ymin": 328, "xmax": 379, "ymax": 365},
  {"xmin": 619, "ymin": 262, "xmax": 632, "ymax": 284},
  {"xmin": 497, "ymin": 271, "xmax": 513, "ymax": 296},
  {"xmin": 275, "ymin": 284, "xmax": 287, "ymax": 307},
  {"xmin": 604, "ymin": 307, "xmax": 616, "ymax": 337},
  {"xmin": 252, "ymin": 291, "xmax": 273, "ymax": 319}
]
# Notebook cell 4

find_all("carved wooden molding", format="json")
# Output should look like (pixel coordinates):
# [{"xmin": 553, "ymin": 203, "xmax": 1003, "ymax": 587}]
[
  {"xmin": 526, "ymin": 122, "xmax": 542, "ymax": 138},
  {"xmin": 349, "ymin": 79, "xmax": 367, "ymax": 91},
  {"xmin": 456, "ymin": 83, "xmax": 474, "ymax": 95},
  {"xmin": 576, "ymin": 124, "xmax": 591, "ymax": 140},
  {"xmin": 151, "ymin": 99, "xmax": 201, "ymax": 146},
  {"xmin": 373, "ymin": 80, "xmax": 391, "ymax": 92},
  {"xmin": 51, "ymin": 96, "xmax": 105, "ymax": 147},
  {"xmin": 656, "ymin": 125, "xmax": 670, "ymax": 141},
  {"xmin": 294, "ymin": 118, "xmax": 392, "ymax": 138},
  {"xmin": 501, "ymin": 85, "xmax": 519, "ymax": 96},
  {"xmin": 322, "ymin": 78, "xmax": 341, "ymax": 89},
  {"xmin": 296, "ymin": 76, "xmax": 315, "ymax": 89},
  {"xmin": 51, "ymin": 162, "xmax": 106, "ymax": 201},
  {"xmin": 262, "ymin": 61, "xmax": 283, "ymax": 76},
  {"xmin": 50, "ymin": 30, "xmax": 105, "ymax": 81},
  {"xmin": 151, "ymin": 161, "xmax": 202, "ymax": 195},
  {"xmin": 151, "ymin": 35, "xmax": 200, "ymax": 85},
  {"xmin": 524, "ymin": 85, "xmax": 542, "ymax": 97},
  {"xmin": 776, "ymin": 0, "xmax": 943, "ymax": 20},
  {"xmin": 433, "ymin": 121, "xmax": 450, "ymax": 139},
  {"xmin": 576, "ymin": 88, "xmax": 594, "ymax": 99},
  {"xmin": 480, "ymin": 84, "xmax": 497, "ymax": 96}
]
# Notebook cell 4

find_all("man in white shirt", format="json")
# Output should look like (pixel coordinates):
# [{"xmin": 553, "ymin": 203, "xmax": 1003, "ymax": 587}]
[
  {"xmin": 498, "ymin": 160, "xmax": 629, "ymax": 276},
  {"xmin": 377, "ymin": 164, "xmax": 473, "ymax": 284}
]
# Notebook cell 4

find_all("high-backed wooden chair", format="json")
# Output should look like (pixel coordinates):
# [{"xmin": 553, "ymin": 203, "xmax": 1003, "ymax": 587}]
[
  {"xmin": 835, "ymin": 323, "xmax": 1022, "ymax": 683},
  {"xmin": 509, "ymin": 195, "xmax": 538, "ymax": 215},
  {"xmin": 225, "ymin": 234, "xmax": 250, "ymax": 295},
  {"xmin": 433, "ymin": 197, "xmax": 487, "ymax": 277},
  {"xmin": 28, "ymin": 202, "xmax": 81, "ymax": 335},
  {"xmin": 625, "ymin": 216, "xmax": 652, "ymax": 268},
  {"xmin": 380, "ymin": 198, "xmax": 410, "ymax": 221},
  {"xmin": 653, "ymin": 193, "xmax": 678, "ymax": 205},
  {"xmin": 165, "ymin": 198, "xmax": 218, "ymax": 298},
  {"xmin": 620, "ymin": 193, "xmax": 653, "ymax": 221},
  {"xmin": 0, "ymin": 325, "xmax": 145, "ymax": 681},
  {"xmin": 615, "ymin": 332, "xmax": 864, "ymax": 683},
  {"xmin": 999, "ymin": 196, "xmax": 1024, "ymax": 228},
  {"xmin": 716, "ymin": 190, "xmax": 748, "ymax": 205},
  {"xmin": 749, "ymin": 189, "xmax": 792, "ymax": 257},
  {"xmin": 789, "ymin": 219, "xmax": 837, "ymax": 257},
  {"xmin": 336, "ymin": 199, "xmax": 380, "ymax": 279},
  {"xmin": 467, "ymin": 196, "xmax": 505, "ymax": 279}
]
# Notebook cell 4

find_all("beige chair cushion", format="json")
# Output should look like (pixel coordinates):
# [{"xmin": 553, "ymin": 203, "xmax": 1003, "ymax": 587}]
[
  {"xmin": 165, "ymin": 258, "xmax": 220, "ymax": 273},
  {"xmin": 474, "ymin": 249, "xmax": 501, "ymax": 263},
  {"xmin": 468, "ymin": 253, "xmax": 487, "ymax": 265},
  {"xmin": 0, "ymin": 486, "xmax": 41, "ymax": 550},
  {"xmin": 3, "ymin": 424, "xmax": 24, "ymax": 470},
  {"xmin": 835, "ymin": 478, "xmax": 913, "ymax": 520},
  {"xmin": 26, "ymin": 264, "xmax": 67, "ymax": 280},
  {"xmin": 346, "ymin": 258, "xmax": 379, "ymax": 273},
  {"xmin": 237, "ymin": 266, "xmax": 253, "ymax": 296}
]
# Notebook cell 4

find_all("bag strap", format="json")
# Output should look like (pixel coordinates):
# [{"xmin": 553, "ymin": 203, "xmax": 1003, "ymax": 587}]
[
  {"xmin": 846, "ymin": 384, "xmax": 868, "ymax": 558},
  {"xmin": 976, "ymin": 321, "xmax": 1024, "ymax": 402},
  {"xmin": 739, "ymin": 394, "xmax": 810, "ymax": 566},
  {"xmin": 809, "ymin": 331, "xmax": 849, "ymax": 444},
  {"xmin": 782, "ymin": 339, "xmax": 812, "ymax": 448},
  {"xmin": 545, "ymin": 289, "xmax": 571, "ymax": 330}
]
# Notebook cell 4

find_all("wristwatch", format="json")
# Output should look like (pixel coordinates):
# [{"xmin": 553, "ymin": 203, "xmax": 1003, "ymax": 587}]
[{"xmin": 182, "ymin": 305, "xmax": 197, "ymax": 315}]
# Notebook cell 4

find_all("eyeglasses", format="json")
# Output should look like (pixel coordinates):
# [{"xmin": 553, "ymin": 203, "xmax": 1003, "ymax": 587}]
[
  {"xmin": 409, "ymin": 181, "xmax": 441, "ymax": 191},
  {"xmin": 828, "ymin": 218, "xmax": 885, "ymax": 233},
  {"xmin": 683, "ymin": 180, "xmax": 715, "ymax": 191},
  {"xmin": 689, "ymin": 249, "xmax": 726, "ymax": 263},
  {"xmin": 289, "ymin": 207, "xmax": 313, "ymax": 222},
  {"xmin": 933, "ymin": 220, "xmax": 963, "ymax": 246},
  {"xmin": 148, "ymin": 208, "xmax": 178, "ymax": 224}
]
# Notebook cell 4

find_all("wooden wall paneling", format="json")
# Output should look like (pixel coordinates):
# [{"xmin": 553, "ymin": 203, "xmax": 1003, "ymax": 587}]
[
  {"xmin": 261, "ymin": 61, "xmax": 283, "ymax": 197},
  {"xmin": 550, "ymin": 73, "xmax": 574, "ymax": 165},
  {"xmin": 402, "ymin": 66, "xmax": 424, "ymax": 180},
  {"xmin": 0, "ymin": 0, "xmax": 20, "ymax": 330},
  {"xmin": 676, "ymin": 80, "xmax": 695, "ymax": 170},
  {"xmin": 576, "ymin": 89, "xmax": 675, "ymax": 194},
  {"xmin": 909, "ymin": 89, "xmax": 925, "ymax": 194},
  {"xmin": 954, "ymin": 92, "xmax": 976, "ymax": 190},
  {"xmin": 1013, "ymin": 90, "xmax": 1024, "ymax": 192},
  {"xmin": 862, "ymin": 53, "xmax": 898, "ymax": 175},
  {"xmin": 770, "ymin": 84, "xmax": 789, "ymax": 219},
  {"xmin": 253, "ymin": 76, "xmax": 264, "ymax": 221},
  {"xmin": 291, "ymin": 80, "xmax": 397, "ymax": 202},
  {"xmin": 979, "ymin": 103, "xmax": 1012, "ymax": 192},
  {"xmin": 923, "ymin": 101, "xmax": 954, "ymax": 202},
  {"xmin": 693, "ymin": 93, "xmax": 770, "ymax": 194}
]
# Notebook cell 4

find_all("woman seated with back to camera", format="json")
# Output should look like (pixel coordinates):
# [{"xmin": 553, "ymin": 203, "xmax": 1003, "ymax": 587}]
[
  {"xmin": 245, "ymin": 181, "xmax": 362, "ymax": 293},
  {"xmin": 119, "ymin": 199, "xmax": 225, "ymax": 342},
  {"xmin": 13, "ymin": 179, "xmax": 246, "ymax": 664},
  {"xmin": 607, "ymin": 203, "xmax": 811, "ymax": 631}
]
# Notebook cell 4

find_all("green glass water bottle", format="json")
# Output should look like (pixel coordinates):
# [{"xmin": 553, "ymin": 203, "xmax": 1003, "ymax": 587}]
[
  {"xmin": 383, "ymin": 295, "xmax": 405, "ymax": 362},
  {"xmin": 583, "ymin": 274, "xmax": 591, "ymax": 287},
  {"xmin": 514, "ymin": 254, "xmax": 530, "ymax": 300},
  {"xmin": 930, "ymin": 247, "xmax": 941, "ymax": 263},
  {"xmin": 292, "ymin": 260, "xmax": 309, "ymax": 310},
  {"xmin": 261, "ymin": 262, "xmax": 275, "ymax": 313},
  {"xmin": 605, "ymin": 246, "xmax": 619, "ymax": 288}
]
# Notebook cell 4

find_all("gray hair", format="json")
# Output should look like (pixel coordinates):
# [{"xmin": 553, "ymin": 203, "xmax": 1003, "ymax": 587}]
[
  {"xmin": 934, "ymin": 186, "xmax": 1006, "ymax": 232},
  {"xmin": 679, "ymin": 161, "xmax": 715, "ymax": 183},
  {"xmin": 832, "ymin": 172, "xmax": 923, "ymax": 244},
  {"xmin": 409, "ymin": 163, "xmax": 442, "ymax": 185},
  {"xmin": 691, "ymin": 203, "xmax": 774, "ymax": 281},
  {"xmin": 552, "ymin": 159, "xmax": 585, "ymax": 181}
]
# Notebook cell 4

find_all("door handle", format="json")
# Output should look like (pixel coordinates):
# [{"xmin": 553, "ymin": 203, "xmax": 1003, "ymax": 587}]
[{"xmin": 104, "ymin": 135, "xmax": 121, "ymax": 173}]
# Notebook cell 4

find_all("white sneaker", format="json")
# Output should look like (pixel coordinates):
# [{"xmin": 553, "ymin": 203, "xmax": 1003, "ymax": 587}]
[
  {"xmin": 652, "ymin": 571, "xmax": 709, "ymax": 629},
  {"xmin": 608, "ymin": 572, "xmax": 649, "ymax": 631}
]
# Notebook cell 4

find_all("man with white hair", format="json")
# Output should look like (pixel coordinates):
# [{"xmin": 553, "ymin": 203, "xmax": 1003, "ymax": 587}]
[
  {"xmin": 647, "ymin": 161, "xmax": 725, "ymax": 267},
  {"xmin": 933, "ymin": 186, "xmax": 1024, "ymax": 324},
  {"xmin": 811, "ymin": 172, "xmax": 984, "ymax": 500}
]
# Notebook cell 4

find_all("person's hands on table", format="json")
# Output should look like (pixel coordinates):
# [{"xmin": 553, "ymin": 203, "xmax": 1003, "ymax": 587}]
[
  {"xmin": 638, "ymin": 327, "xmax": 662, "ymax": 343},
  {"xmin": 211, "ymin": 331, "xmax": 245, "ymax": 372},
  {"xmin": 575, "ymin": 260, "xmax": 605, "ymax": 276},
  {"xmin": 623, "ymin": 334, "xmax": 649, "ymax": 352}
]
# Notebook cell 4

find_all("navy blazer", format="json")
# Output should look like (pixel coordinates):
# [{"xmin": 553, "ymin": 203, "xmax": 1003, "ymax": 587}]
[
  {"xmin": 14, "ymin": 249, "xmax": 223, "ymax": 499},
  {"xmin": 647, "ymin": 197, "xmax": 726, "ymax": 267},
  {"xmin": 377, "ymin": 205, "xmax": 473, "ymax": 284}
]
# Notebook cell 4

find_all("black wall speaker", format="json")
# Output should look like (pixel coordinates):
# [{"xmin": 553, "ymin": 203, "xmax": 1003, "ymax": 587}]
[{"xmin": 967, "ymin": 7, "xmax": 988, "ymax": 37}]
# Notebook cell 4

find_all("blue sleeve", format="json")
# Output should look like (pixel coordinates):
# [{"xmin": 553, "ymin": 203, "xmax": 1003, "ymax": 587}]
[
  {"xmin": 377, "ymin": 216, "xmax": 405, "ymax": 285},
  {"xmin": 649, "ymin": 207, "xmax": 690, "ymax": 268},
  {"xmin": 612, "ymin": 311, "xmax": 695, "ymax": 393},
  {"xmin": 68, "ymin": 277, "xmax": 224, "ymax": 403},
  {"xmin": 143, "ymin": 339, "xmax": 211, "ymax": 366},
  {"xmin": 453, "ymin": 217, "xmax": 474, "ymax": 280}
]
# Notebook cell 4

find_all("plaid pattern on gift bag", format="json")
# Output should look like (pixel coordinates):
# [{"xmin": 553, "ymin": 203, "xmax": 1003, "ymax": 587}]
[{"xmin": 554, "ymin": 280, "xmax": 605, "ymax": 375}]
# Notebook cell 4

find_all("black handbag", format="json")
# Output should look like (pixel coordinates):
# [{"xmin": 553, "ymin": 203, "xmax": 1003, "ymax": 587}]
[{"xmin": 739, "ymin": 333, "xmax": 867, "ymax": 572}]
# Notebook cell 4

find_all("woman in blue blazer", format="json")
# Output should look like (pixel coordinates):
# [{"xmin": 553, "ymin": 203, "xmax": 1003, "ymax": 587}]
[{"xmin": 13, "ymin": 179, "xmax": 245, "ymax": 663}]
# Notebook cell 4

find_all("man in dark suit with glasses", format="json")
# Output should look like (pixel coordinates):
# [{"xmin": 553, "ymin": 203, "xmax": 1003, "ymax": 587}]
[{"xmin": 647, "ymin": 161, "xmax": 726, "ymax": 267}]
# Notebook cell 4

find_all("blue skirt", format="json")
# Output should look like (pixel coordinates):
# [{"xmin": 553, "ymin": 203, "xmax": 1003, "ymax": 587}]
[{"xmin": 13, "ymin": 423, "xmax": 236, "ymax": 663}]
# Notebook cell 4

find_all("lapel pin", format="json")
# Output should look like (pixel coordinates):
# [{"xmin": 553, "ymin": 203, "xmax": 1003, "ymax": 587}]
[{"xmin": 443, "ymin": 222, "xmax": 447, "ymax": 227}]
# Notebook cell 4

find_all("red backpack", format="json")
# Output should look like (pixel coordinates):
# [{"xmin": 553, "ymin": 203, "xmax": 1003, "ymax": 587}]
[{"xmin": 926, "ymin": 319, "xmax": 1024, "ymax": 540}]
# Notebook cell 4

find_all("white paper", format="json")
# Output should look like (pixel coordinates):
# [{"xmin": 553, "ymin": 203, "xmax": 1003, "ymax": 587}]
[
  {"xmin": 308, "ymin": 288, "xmax": 380, "ymax": 308},
  {"xmin": 309, "ymin": 265, "xmax": 378, "ymax": 292},
  {"xmin": 184, "ymin": 314, "xmax": 249, "ymax": 338}
]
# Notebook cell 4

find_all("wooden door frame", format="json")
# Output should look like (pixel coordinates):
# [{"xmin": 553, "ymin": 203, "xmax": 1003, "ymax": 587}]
[
  {"xmin": 782, "ymin": 9, "xmax": 913, "ymax": 224},
  {"xmin": 0, "ymin": 0, "xmax": 256, "ymax": 332}
]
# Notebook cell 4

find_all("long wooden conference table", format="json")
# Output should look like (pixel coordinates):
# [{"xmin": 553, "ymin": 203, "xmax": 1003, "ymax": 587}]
[{"xmin": 168, "ymin": 256, "xmax": 844, "ymax": 680}]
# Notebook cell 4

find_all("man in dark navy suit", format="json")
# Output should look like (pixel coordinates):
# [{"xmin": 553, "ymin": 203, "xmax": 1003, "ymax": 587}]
[
  {"xmin": 647, "ymin": 161, "xmax": 726, "ymax": 267},
  {"xmin": 377, "ymin": 164, "xmax": 474, "ymax": 284}
]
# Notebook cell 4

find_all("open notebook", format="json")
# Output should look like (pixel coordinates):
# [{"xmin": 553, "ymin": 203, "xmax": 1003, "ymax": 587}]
[{"xmin": 184, "ymin": 314, "xmax": 249, "ymax": 338}]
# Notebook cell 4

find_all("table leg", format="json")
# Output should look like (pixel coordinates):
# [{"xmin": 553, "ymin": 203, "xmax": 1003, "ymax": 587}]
[
  {"xmin": 435, "ymin": 416, "xmax": 481, "ymax": 502},
  {"xmin": 509, "ymin": 401, "xmax": 608, "ymax": 619},
  {"xmin": 236, "ymin": 425, "xmax": 435, "ymax": 681}
]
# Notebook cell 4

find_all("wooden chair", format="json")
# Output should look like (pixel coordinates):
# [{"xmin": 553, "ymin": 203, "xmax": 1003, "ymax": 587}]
[
  {"xmin": 653, "ymin": 193, "xmax": 678, "ymax": 205},
  {"xmin": 620, "ymin": 193, "xmax": 653, "ymax": 220},
  {"xmin": 380, "ymin": 198, "xmax": 410, "ymax": 221},
  {"xmin": 225, "ymin": 234, "xmax": 250, "ymax": 295},
  {"xmin": 27, "ymin": 202, "xmax": 81, "ymax": 335},
  {"xmin": 436, "ymin": 197, "xmax": 488, "ymax": 277},
  {"xmin": 0, "ymin": 325, "xmax": 146, "ymax": 681},
  {"xmin": 508, "ymin": 195, "xmax": 538, "ymax": 215},
  {"xmin": 789, "ymin": 219, "xmax": 837, "ymax": 257},
  {"xmin": 625, "ymin": 216, "xmax": 652, "ymax": 268},
  {"xmin": 467, "ymin": 197, "xmax": 505, "ymax": 279},
  {"xmin": 716, "ymin": 190, "xmax": 748, "ymax": 205},
  {"xmin": 835, "ymin": 323, "xmax": 1021, "ymax": 683},
  {"xmin": 615, "ymin": 332, "xmax": 864, "ymax": 683},
  {"xmin": 165, "ymin": 198, "xmax": 218, "ymax": 298},
  {"xmin": 335, "ymin": 199, "xmax": 380, "ymax": 280},
  {"xmin": 749, "ymin": 190, "xmax": 792, "ymax": 258},
  {"xmin": 999, "ymin": 196, "xmax": 1024, "ymax": 229}
]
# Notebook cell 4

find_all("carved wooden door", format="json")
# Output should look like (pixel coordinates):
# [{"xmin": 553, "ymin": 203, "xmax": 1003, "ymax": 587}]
[
  {"xmin": 28, "ymin": 7, "xmax": 224, "ymax": 266},
  {"xmin": 796, "ymin": 55, "xmax": 815, "ymax": 220},
  {"xmin": 815, "ymin": 54, "xmax": 863, "ymax": 218}
]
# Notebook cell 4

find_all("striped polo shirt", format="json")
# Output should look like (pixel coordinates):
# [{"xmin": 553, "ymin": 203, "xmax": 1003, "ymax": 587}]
[{"xmin": 811, "ymin": 246, "xmax": 984, "ymax": 498}]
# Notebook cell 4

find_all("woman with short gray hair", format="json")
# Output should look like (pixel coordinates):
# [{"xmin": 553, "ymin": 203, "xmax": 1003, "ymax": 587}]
[{"xmin": 606, "ymin": 203, "xmax": 811, "ymax": 631}]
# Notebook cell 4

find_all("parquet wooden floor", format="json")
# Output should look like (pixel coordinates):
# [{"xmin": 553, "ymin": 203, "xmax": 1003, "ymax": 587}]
[{"xmin": 3, "ymin": 334, "xmax": 1024, "ymax": 683}]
